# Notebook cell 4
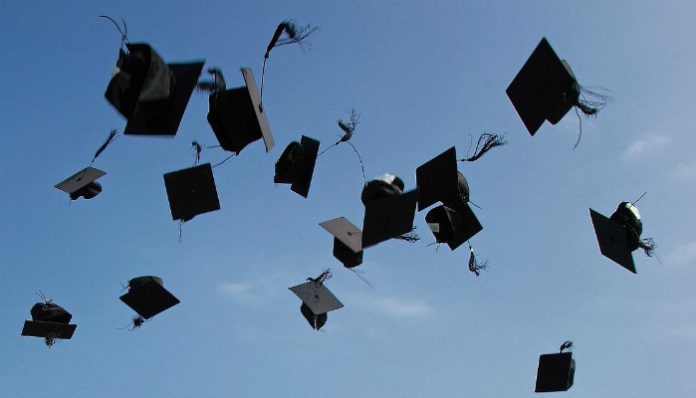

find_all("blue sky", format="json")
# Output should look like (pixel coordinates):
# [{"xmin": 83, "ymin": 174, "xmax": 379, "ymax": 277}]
[{"xmin": 1, "ymin": 1, "xmax": 695, "ymax": 397}]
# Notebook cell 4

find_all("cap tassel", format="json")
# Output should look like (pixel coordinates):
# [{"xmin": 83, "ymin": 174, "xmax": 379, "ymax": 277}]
[
  {"xmin": 468, "ymin": 243, "xmax": 488, "ymax": 276},
  {"xmin": 395, "ymin": 227, "xmax": 420, "ymax": 243},
  {"xmin": 99, "ymin": 16, "xmax": 129, "ymax": 49},
  {"xmin": 91, "ymin": 129, "xmax": 118, "ymax": 165},
  {"xmin": 192, "ymin": 141, "xmax": 202, "ymax": 165},
  {"xmin": 639, "ymin": 237, "xmax": 657, "ymax": 257},
  {"xmin": 196, "ymin": 68, "xmax": 226, "ymax": 94},
  {"xmin": 460, "ymin": 133, "xmax": 507, "ymax": 162},
  {"xmin": 261, "ymin": 20, "xmax": 318, "ymax": 106},
  {"xmin": 318, "ymin": 110, "xmax": 366, "ymax": 182},
  {"xmin": 560, "ymin": 340, "xmax": 573, "ymax": 353},
  {"xmin": 572, "ymin": 87, "xmax": 612, "ymax": 149},
  {"xmin": 307, "ymin": 269, "xmax": 333, "ymax": 287}
]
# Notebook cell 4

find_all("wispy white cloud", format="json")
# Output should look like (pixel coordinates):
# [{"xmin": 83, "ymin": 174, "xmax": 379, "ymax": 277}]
[
  {"xmin": 665, "ymin": 240, "xmax": 696, "ymax": 266},
  {"xmin": 669, "ymin": 162, "xmax": 696, "ymax": 182},
  {"xmin": 218, "ymin": 280, "xmax": 282, "ymax": 308},
  {"xmin": 622, "ymin": 134, "xmax": 671, "ymax": 160},
  {"xmin": 351, "ymin": 295, "xmax": 433, "ymax": 318}
]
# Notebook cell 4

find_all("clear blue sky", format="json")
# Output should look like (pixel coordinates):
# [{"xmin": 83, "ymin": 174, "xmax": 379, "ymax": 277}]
[{"xmin": 1, "ymin": 1, "xmax": 695, "ymax": 397}]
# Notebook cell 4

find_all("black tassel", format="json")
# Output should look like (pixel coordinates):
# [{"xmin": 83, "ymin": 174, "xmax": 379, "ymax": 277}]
[
  {"xmin": 461, "ymin": 133, "xmax": 506, "ymax": 162},
  {"xmin": 264, "ymin": 21, "xmax": 318, "ymax": 59},
  {"xmin": 196, "ymin": 68, "xmax": 226, "ymax": 93},
  {"xmin": 192, "ymin": 141, "xmax": 202, "ymax": 165},
  {"xmin": 307, "ymin": 269, "xmax": 333, "ymax": 286},
  {"xmin": 639, "ymin": 237, "xmax": 657, "ymax": 257},
  {"xmin": 572, "ymin": 87, "xmax": 613, "ymax": 149},
  {"xmin": 91, "ymin": 129, "xmax": 118, "ymax": 164},
  {"xmin": 468, "ymin": 245, "xmax": 488, "ymax": 276},
  {"xmin": 560, "ymin": 340, "xmax": 573, "ymax": 353}
]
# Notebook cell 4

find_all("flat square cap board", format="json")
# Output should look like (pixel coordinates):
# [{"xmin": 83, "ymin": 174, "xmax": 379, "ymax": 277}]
[
  {"xmin": 506, "ymin": 37, "xmax": 579, "ymax": 135},
  {"xmin": 290, "ymin": 136, "xmax": 320, "ymax": 198},
  {"xmin": 120, "ymin": 279, "xmax": 180, "ymax": 319},
  {"xmin": 320, "ymin": 217, "xmax": 362, "ymax": 253},
  {"xmin": 362, "ymin": 188, "xmax": 419, "ymax": 248},
  {"xmin": 535, "ymin": 352, "xmax": 575, "ymax": 392},
  {"xmin": 589, "ymin": 208, "xmax": 636, "ymax": 273},
  {"xmin": 416, "ymin": 147, "xmax": 459, "ymax": 211},
  {"xmin": 22, "ymin": 320, "xmax": 77, "ymax": 340},
  {"xmin": 55, "ymin": 167, "xmax": 106, "ymax": 194},
  {"xmin": 289, "ymin": 281, "xmax": 344, "ymax": 315},
  {"xmin": 207, "ymin": 68, "xmax": 274, "ymax": 154},
  {"xmin": 163, "ymin": 163, "xmax": 221, "ymax": 222}
]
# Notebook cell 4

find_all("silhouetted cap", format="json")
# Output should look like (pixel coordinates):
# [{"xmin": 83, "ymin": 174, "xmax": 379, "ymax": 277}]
[
  {"xmin": 274, "ymin": 135, "xmax": 320, "ymax": 198},
  {"xmin": 163, "ymin": 163, "xmax": 220, "ymax": 222},
  {"xmin": 22, "ymin": 302, "xmax": 76, "ymax": 345},
  {"xmin": 535, "ymin": 352, "xmax": 575, "ymax": 392},
  {"xmin": 289, "ymin": 277, "xmax": 343, "ymax": 330},
  {"xmin": 360, "ymin": 173, "xmax": 405, "ymax": 205},
  {"xmin": 105, "ymin": 43, "xmax": 204, "ymax": 136},
  {"xmin": 425, "ymin": 203, "xmax": 482, "ymax": 250},
  {"xmin": 55, "ymin": 167, "xmax": 106, "ymax": 200},
  {"xmin": 589, "ymin": 208, "xmax": 636, "ymax": 273},
  {"xmin": 120, "ymin": 276, "xmax": 180, "ymax": 319},
  {"xmin": 320, "ymin": 217, "xmax": 363, "ymax": 267},
  {"xmin": 416, "ymin": 147, "xmax": 470, "ymax": 211},
  {"xmin": 207, "ymin": 68, "xmax": 274, "ymax": 154},
  {"xmin": 507, "ymin": 37, "xmax": 580, "ymax": 135},
  {"xmin": 361, "ymin": 180, "xmax": 419, "ymax": 248}
]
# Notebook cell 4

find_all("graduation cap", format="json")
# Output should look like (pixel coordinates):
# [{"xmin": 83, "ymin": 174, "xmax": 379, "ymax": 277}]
[
  {"xmin": 361, "ymin": 174, "xmax": 419, "ymax": 248},
  {"xmin": 163, "ymin": 163, "xmax": 220, "ymax": 222},
  {"xmin": 590, "ymin": 201, "xmax": 656, "ymax": 274},
  {"xmin": 120, "ymin": 276, "xmax": 180, "ymax": 320},
  {"xmin": 425, "ymin": 203, "xmax": 482, "ymax": 250},
  {"xmin": 320, "ymin": 217, "xmax": 363, "ymax": 268},
  {"xmin": 55, "ymin": 167, "xmax": 106, "ymax": 200},
  {"xmin": 207, "ymin": 68, "xmax": 274, "ymax": 154},
  {"xmin": 22, "ymin": 301, "xmax": 76, "ymax": 347},
  {"xmin": 416, "ymin": 147, "xmax": 465, "ymax": 211},
  {"xmin": 274, "ymin": 135, "xmax": 320, "ymax": 198},
  {"xmin": 105, "ymin": 43, "xmax": 203, "ymax": 136},
  {"xmin": 507, "ymin": 37, "xmax": 607, "ymax": 136},
  {"xmin": 289, "ymin": 270, "xmax": 343, "ymax": 330},
  {"xmin": 535, "ymin": 342, "xmax": 575, "ymax": 392}
]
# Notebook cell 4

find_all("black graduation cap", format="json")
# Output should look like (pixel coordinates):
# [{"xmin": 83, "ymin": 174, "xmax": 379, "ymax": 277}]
[
  {"xmin": 535, "ymin": 344, "xmax": 575, "ymax": 393},
  {"xmin": 507, "ymin": 37, "xmax": 584, "ymax": 135},
  {"xmin": 320, "ymin": 217, "xmax": 363, "ymax": 268},
  {"xmin": 416, "ymin": 147, "xmax": 472, "ymax": 211},
  {"xmin": 274, "ymin": 135, "xmax": 320, "ymax": 198},
  {"xmin": 590, "ymin": 208, "xmax": 636, "ymax": 273},
  {"xmin": 163, "ymin": 163, "xmax": 220, "ymax": 222},
  {"xmin": 55, "ymin": 167, "xmax": 106, "ymax": 200},
  {"xmin": 361, "ymin": 174, "xmax": 419, "ymax": 248},
  {"xmin": 105, "ymin": 43, "xmax": 204, "ymax": 136},
  {"xmin": 207, "ymin": 68, "xmax": 274, "ymax": 154},
  {"xmin": 425, "ymin": 203, "xmax": 482, "ymax": 250},
  {"xmin": 120, "ymin": 276, "xmax": 180, "ymax": 320},
  {"xmin": 289, "ymin": 271, "xmax": 343, "ymax": 330},
  {"xmin": 22, "ymin": 302, "xmax": 76, "ymax": 346}
]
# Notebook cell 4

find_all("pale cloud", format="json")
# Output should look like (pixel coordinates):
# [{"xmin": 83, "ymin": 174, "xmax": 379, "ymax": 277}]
[
  {"xmin": 665, "ymin": 240, "xmax": 696, "ymax": 266},
  {"xmin": 351, "ymin": 295, "xmax": 433, "ymax": 318},
  {"xmin": 621, "ymin": 134, "xmax": 671, "ymax": 160},
  {"xmin": 218, "ymin": 281, "xmax": 280, "ymax": 307},
  {"xmin": 669, "ymin": 162, "xmax": 696, "ymax": 182}
]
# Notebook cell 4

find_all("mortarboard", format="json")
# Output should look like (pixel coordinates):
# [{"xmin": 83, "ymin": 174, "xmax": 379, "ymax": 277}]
[
  {"xmin": 207, "ymin": 68, "xmax": 274, "ymax": 154},
  {"xmin": 120, "ymin": 276, "xmax": 180, "ymax": 319},
  {"xmin": 163, "ymin": 163, "xmax": 220, "ymax": 222},
  {"xmin": 416, "ymin": 147, "xmax": 470, "ymax": 211},
  {"xmin": 274, "ymin": 135, "xmax": 320, "ymax": 198},
  {"xmin": 425, "ymin": 203, "xmax": 482, "ymax": 250},
  {"xmin": 22, "ymin": 302, "xmax": 76, "ymax": 346},
  {"xmin": 506, "ymin": 38, "xmax": 581, "ymax": 135},
  {"xmin": 289, "ymin": 273, "xmax": 343, "ymax": 330},
  {"xmin": 362, "ymin": 187, "xmax": 419, "ymax": 248},
  {"xmin": 320, "ymin": 217, "xmax": 363, "ymax": 268},
  {"xmin": 590, "ymin": 208, "xmax": 636, "ymax": 273},
  {"xmin": 535, "ymin": 350, "xmax": 575, "ymax": 392},
  {"xmin": 55, "ymin": 167, "xmax": 106, "ymax": 200},
  {"xmin": 105, "ymin": 43, "xmax": 204, "ymax": 136}
]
